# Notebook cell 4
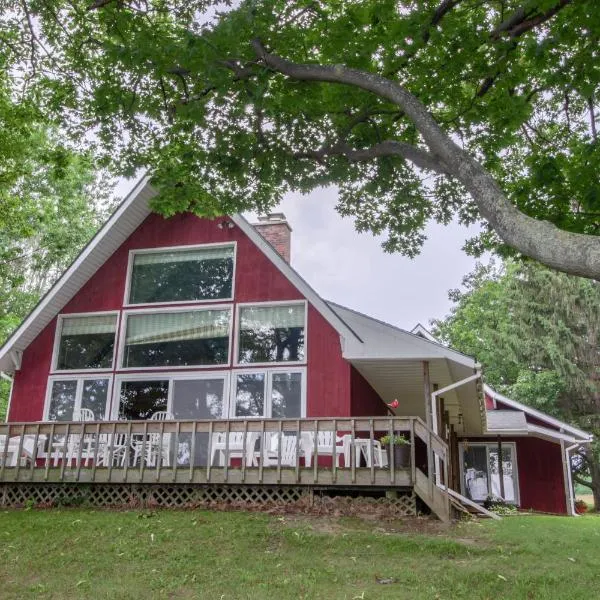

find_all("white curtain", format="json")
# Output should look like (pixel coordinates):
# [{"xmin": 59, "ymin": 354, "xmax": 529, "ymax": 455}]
[
  {"xmin": 240, "ymin": 304, "xmax": 304, "ymax": 330},
  {"xmin": 61, "ymin": 315, "xmax": 117, "ymax": 336},
  {"xmin": 126, "ymin": 309, "xmax": 231, "ymax": 346},
  {"xmin": 133, "ymin": 246, "xmax": 233, "ymax": 267}
]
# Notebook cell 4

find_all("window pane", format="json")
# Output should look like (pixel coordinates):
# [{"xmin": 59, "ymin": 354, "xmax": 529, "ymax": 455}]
[
  {"xmin": 234, "ymin": 373, "xmax": 265, "ymax": 417},
  {"xmin": 123, "ymin": 309, "xmax": 231, "ymax": 368},
  {"xmin": 129, "ymin": 246, "xmax": 234, "ymax": 304},
  {"xmin": 119, "ymin": 381, "xmax": 169, "ymax": 420},
  {"xmin": 80, "ymin": 379, "xmax": 110, "ymax": 420},
  {"xmin": 48, "ymin": 380, "xmax": 78, "ymax": 421},
  {"xmin": 238, "ymin": 305, "xmax": 305, "ymax": 363},
  {"xmin": 463, "ymin": 446, "xmax": 489, "ymax": 501},
  {"xmin": 172, "ymin": 379, "xmax": 225, "ymax": 420},
  {"xmin": 271, "ymin": 372, "xmax": 302, "ymax": 418},
  {"xmin": 56, "ymin": 315, "xmax": 116, "ymax": 370},
  {"xmin": 489, "ymin": 448, "xmax": 516, "ymax": 502},
  {"xmin": 172, "ymin": 378, "xmax": 225, "ymax": 466}
]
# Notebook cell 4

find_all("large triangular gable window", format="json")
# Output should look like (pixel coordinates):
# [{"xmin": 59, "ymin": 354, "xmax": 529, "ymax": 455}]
[{"xmin": 126, "ymin": 244, "xmax": 235, "ymax": 305}]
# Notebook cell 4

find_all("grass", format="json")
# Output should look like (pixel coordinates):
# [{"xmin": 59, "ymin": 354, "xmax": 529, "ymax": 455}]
[{"xmin": 0, "ymin": 509, "xmax": 599, "ymax": 599}]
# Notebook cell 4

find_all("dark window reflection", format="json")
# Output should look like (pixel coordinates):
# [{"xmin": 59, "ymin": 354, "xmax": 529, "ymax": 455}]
[
  {"xmin": 48, "ymin": 380, "xmax": 77, "ymax": 420},
  {"xmin": 129, "ymin": 255, "xmax": 234, "ymax": 304},
  {"xmin": 234, "ymin": 374, "xmax": 265, "ymax": 417},
  {"xmin": 80, "ymin": 379, "xmax": 109, "ymax": 420},
  {"xmin": 119, "ymin": 381, "xmax": 169, "ymax": 420},
  {"xmin": 124, "ymin": 337, "xmax": 229, "ymax": 368},
  {"xmin": 238, "ymin": 327, "xmax": 304, "ymax": 363},
  {"xmin": 57, "ymin": 333, "xmax": 115, "ymax": 370},
  {"xmin": 271, "ymin": 373, "xmax": 302, "ymax": 418},
  {"xmin": 172, "ymin": 378, "xmax": 225, "ymax": 467}
]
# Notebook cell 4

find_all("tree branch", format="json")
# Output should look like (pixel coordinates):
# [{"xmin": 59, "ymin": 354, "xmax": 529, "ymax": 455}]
[
  {"xmin": 294, "ymin": 140, "xmax": 451, "ymax": 174},
  {"xmin": 491, "ymin": 0, "xmax": 572, "ymax": 40},
  {"xmin": 251, "ymin": 39, "xmax": 600, "ymax": 281}
]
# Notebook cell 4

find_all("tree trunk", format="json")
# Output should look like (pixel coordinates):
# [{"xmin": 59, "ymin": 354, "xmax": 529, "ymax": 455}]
[{"xmin": 590, "ymin": 456, "xmax": 600, "ymax": 512}]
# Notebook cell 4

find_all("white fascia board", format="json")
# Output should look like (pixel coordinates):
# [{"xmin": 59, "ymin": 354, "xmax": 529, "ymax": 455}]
[
  {"xmin": 231, "ymin": 214, "xmax": 363, "ymax": 345},
  {"xmin": 0, "ymin": 175, "xmax": 153, "ymax": 373},
  {"xmin": 484, "ymin": 384, "xmax": 592, "ymax": 441},
  {"xmin": 527, "ymin": 424, "xmax": 588, "ymax": 445},
  {"xmin": 410, "ymin": 323, "xmax": 438, "ymax": 342}
]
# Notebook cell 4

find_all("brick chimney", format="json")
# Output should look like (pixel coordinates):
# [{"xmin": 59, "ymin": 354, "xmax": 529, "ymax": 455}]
[{"xmin": 253, "ymin": 213, "xmax": 292, "ymax": 263}]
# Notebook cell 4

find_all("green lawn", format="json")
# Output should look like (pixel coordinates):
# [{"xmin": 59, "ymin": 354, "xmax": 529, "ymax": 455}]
[{"xmin": 1, "ymin": 509, "xmax": 599, "ymax": 599}]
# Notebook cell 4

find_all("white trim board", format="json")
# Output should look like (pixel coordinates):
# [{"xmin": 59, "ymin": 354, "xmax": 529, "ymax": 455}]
[{"xmin": 484, "ymin": 385, "xmax": 592, "ymax": 441}]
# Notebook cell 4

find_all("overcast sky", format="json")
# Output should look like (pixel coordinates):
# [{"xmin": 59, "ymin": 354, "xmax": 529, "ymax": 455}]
[
  {"xmin": 118, "ymin": 178, "xmax": 482, "ymax": 330},
  {"xmin": 247, "ymin": 188, "xmax": 483, "ymax": 330}
]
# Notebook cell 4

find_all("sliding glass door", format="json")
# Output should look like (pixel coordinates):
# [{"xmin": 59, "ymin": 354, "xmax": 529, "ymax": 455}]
[{"xmin": 461, "ymin": 443, "xmax": 518, "ymax": 504}]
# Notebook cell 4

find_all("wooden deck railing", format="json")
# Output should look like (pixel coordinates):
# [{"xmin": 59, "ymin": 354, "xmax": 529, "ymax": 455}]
[{"xmin": 0, "ymin": 417, "xmax": 448, "ymax": 498}]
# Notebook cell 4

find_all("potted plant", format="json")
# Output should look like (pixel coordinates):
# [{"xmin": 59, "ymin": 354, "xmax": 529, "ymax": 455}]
[
  {"xmin": 575, "ymin": 499, "xmax": 589, "ymax": 515},
  {"xmin": 379, "ymin": 434, "xmax": 411, "ymax": 468}
]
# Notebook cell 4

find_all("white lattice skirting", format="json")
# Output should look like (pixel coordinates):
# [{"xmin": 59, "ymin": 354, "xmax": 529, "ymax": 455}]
[{"xmin": 0, "ymin": 484, "xmax": 416, "ymax": 515}]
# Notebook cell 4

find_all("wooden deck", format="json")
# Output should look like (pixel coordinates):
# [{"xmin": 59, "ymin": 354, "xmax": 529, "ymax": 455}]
[{"xmin": 0, "ymin": 416, "xmax": 451, "ymax": 520}]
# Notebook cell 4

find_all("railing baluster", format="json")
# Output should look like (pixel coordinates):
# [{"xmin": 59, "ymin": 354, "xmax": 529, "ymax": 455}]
[
  {"xmin": 139, "ymin": 422, "xmax": 148, "ymax": 481},
  {"xmin": 205, "ymin": 421, "xmax": 212, "ymax": 483},
  {"xmin": 276, "ymin": 420, "xmax": 282, "ymax": 484},
  {"xmin": 92, "ymin": 423, "xmax": 101, "ymax": 481},
  {"xmin": 351, "ymin": 419, "xmax": 356, "ymax": 484},
  {"xmin": 313, "ymin": 419, "xmax": 318, "ymax": 484},
  {"xmin": 295, "ymin": 419, "xmax": 300, "ymax": 483},
  {"xmin": 107, "ymin": 423, "xmax": 116, "ymax": 482},
  {"xmin": 60, "ymin": 423, "xmax": 71, "ymax": 482},
  {"xmin": 172, "ymin": 421, "xmax": 180, "ymax": 482},
  {"xmin": 29, "ymin": 424, "xmax": 41, "ymax": 481},
  {"xmin": 258, "ymin": 420, "xmax": 265, "ymax": 484},
  {"xmin": 155, "ymin": 421, "xmax": 164, "ymax": 482},
  {"xmin": 44, "ymin": 423, "xmax": 55, "ymax": 481},
  {"xmin": 410, "ymin": 418, "xmax": 416, "ymax": 484},
  {"xmin": 332, "ymin": 419, "xmax": 337, "ymax": 484},
  {"xmin": 388, "ymin": 418, "xmax": 394, "ymax": 485},
  {"xmin": 123, "ymin": 421, "xmax": 133, "ymax": 481},
  {"xmin": 1, "ymin": 426, "xmax": 11, "ymax": 481},
  {"xmin": 369, "ymin": 419, "xmax": 375, "ymax": 485},
  {"xmin": 75, "ymin": 423, "xmax": 85, "ymax": 482},
  {"xmin": 190, "ymin": 420, "xmax": 197, "ymax": 483},
  {"xmin": 15, "ymin": 425, "xmax": 25, "ymax": 481},
  {"xmin": 224, "ymin": 420, "xmax": 230, "ymax": 483},
  {"xmin": 241, "ymin": 420, "xmax": 248, "ymax": 483}
]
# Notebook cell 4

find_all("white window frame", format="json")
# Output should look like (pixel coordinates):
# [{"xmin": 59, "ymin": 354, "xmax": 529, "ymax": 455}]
[
  {"xmin": 50, "ymin": 311, "xmax": 119, "ymax": 374},
  {"xmin": 234, "ymin": 300, "xmax": 308, "ymax": 367},
  {"xmin": 229, "ymin": 366, "xmax": 307, "ymax": 419},
  {"xmin": 123, "ymin": 241, "xmax": 237, "ymax": 307},
  {"xmin": 44, "ymin": 374, "xmax": 114, "ymax": 421},
  {"xmin": 117, "ymin": 304, "xmax": 234, "ymax": 372},
  {"xmin": 111, "ymin": 371, "xmax": 230, "ymax": 419},
  {"xmin": 459, "ymin": 441, "xmax": 520, "ymax": 505}
]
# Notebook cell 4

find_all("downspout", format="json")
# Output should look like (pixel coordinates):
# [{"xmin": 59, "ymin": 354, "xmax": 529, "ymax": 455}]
[{"xmin": 564, "ymin": 441, "xmax": 592, "ymax": 517}]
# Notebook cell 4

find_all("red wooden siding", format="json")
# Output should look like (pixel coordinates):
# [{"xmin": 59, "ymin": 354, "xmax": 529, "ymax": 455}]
[
  {"xmin": 460, "ymin": 435, "xmax": 567, "ymax": 514},
  {"xmin": 8, "ymin": 213, "xmax": 353, "ymax": 421},
  {"xmin": 350, "ymin": 367, "xmax": 386, "ymax": 416},
  {"xmin": 513, "ymin": 436, "xmax": 567, "ymax": 514}
]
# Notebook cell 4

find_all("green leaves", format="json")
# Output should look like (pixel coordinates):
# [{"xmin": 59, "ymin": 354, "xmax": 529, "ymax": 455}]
[{"xmin": 1, "ymin": 0, "xmax": 599, "ymax": 261}]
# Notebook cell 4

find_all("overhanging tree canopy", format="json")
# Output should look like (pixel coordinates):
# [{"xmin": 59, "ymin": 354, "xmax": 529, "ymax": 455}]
[{"xmin": 2, "ymin": 0, "xmax": 599, "ymax": 276}]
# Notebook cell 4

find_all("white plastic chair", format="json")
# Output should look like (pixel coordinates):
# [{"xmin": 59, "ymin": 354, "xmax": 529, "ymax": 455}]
[
  {"xmin": 131, "ymin": 411, "xmax": 173, "ymax": 467},
  {"xmin": 261, "ymin": 434, "xmax": 297, "ymax": 467},
  {"xmin": 210, "ymin": 432, "xmax": 260, "ymax": 466},
  {"xmin": 303, "ymin": 431, "xmax": 348, "ymax": 467},
  {"xmin": 73, "ymin": 408, "xmax": 95, "ymax": 422},
  {"xmin": 98, "ymin": 433, "xmax": 130, "ymax": 467}
]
